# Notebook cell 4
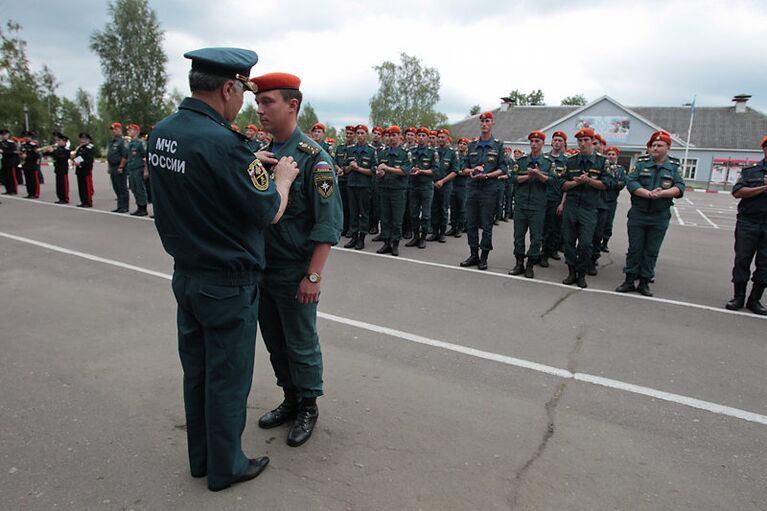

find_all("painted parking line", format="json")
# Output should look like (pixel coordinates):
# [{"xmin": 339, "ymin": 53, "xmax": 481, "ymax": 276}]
[
  {"xmin": 683, "ymin": 197, "xmax": 694, "ymax": 205},
  {"xmin": 673, "ymin": 206, "xmax": 685, "ymax": 225},
  {"xmin": 697, "ymin": 209, "xmax": 720, "ymax": 229},
  {"xmin": 1, "ymin": 231, "xmax": 766, "ymax": 428}
]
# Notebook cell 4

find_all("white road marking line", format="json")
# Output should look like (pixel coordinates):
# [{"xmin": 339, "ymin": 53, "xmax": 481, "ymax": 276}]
[
  {"xmin": 673, "ymin": 206, "xmax": 685, "ymax": 225},
  {"xmin": 2, "ymin": 231, "xmax": 766, "ymax": 428},
  {"xmin": 697, "ymin": 209, "xmax": 720, "ymax": 229},
  {"xmin": 683, "ymin": 197, "xmax": 694, "ymax": 205},
  {"xmin": 1, "ymin": 194, "xmax": 155, "ymax": 221}
]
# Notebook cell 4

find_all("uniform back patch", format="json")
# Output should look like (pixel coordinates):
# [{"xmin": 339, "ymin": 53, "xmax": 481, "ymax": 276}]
[{"xmin": 248, "ymin": 158, "xmax": 269, "ymax": 191}]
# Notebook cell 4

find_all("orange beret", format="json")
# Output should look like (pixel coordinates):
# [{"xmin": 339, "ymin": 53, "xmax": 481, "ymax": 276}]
[
  {"xmin": 575, "ymin": 127, "xmax": 595, "ymax": 139},
  {"xmin": 528, "ymin": 130, "xmax": 546, "ymax": 141},
  {"xmin": 458, "ymin": 138, "xmax": 469, "ymax": 144},
  {"xmin": 386, "ymin": 126, "xmax": 401, "ymax": 135},
  {"xmin": 246, "ymin": 124, "xmax": 258, "ymax": 131},
  {"xmin": 372, "ymin": 126, "xmax": 383, "ymax": 135},
  {"xmin": 760, "ymin": 135, "xmax": 767, "ymax": 148},
  {"xmin": 649, "ymin": 131, "xmax": 672, "ymax": 147},
  {"xmin": 311, "ymin": 123, "xmax": 325, "ymax": 131},
  {"xmin": 127, "ymin": 123, "xmax": 140, "ymax": 131},
  {"xmin": 110, "ymin": 122, "xmax": 122, "ymax": 129},
  {"xmin": 345, "ymin": 125, "xmax": 356, "ymax": 132},
  {"xmin": 405, "ymin": 127, "xmax": 417, "ymax": 134},
  {"xmin": 552, "ymin": 130, "xmax": 567, "ymax": 141},
  {"xmin": 605, "ymin": 146, "xmax": 620, "ymax": 155},
  {"xmin": 417, "ymin": 127, "xmax": 430, "ymax": 135},
  {"xmin": 326, "ymin": 138, "xmax": 336, "ymax": 144},
  {"xmin": 593, "ymin": 134, "xmax": 606, "ymax": 145},
  {"xmin": 355, "ymin": 124, "xmax": 368, "ymax": 133},
  {"xmin": 429, "ymin": 130, "xmax": 438, "ymax": 136},
  {"xmin": 249, "ymin": 72, "xmax": 301, "ymax": 93},
  {"xmin": 438, "ymin": 128, "xmax": 450, "ymax": 136},
  {"xmin": 479, "ymin": 111, "xmax": 494, "ymax": 120}
]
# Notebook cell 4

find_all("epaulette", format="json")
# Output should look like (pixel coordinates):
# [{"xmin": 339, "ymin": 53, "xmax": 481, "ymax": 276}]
[
  {"xmin": 543, "ymin": 154, "xmax": 552, "ymax": 161},
  {"xmin": 567, "ymin": 152, "xmax": 580, "ymax": 159},
  {"xmin": 298, "ymin": 140, "xmax": 320, "ymax": 156},
  {"xmin": 637, "ymin": 155, "xmax": 651, "ymax": 161},
  {"xmin": 668, "ymin": 155, "xmax": 680, "ymax": 164},
  {"xmin": 86, "ymin": 143, "xmax": 94, "ymax": 149}
]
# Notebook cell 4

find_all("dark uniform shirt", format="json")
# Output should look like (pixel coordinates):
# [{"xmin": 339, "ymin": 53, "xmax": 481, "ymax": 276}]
[
  {"xmin": 626, "ymin": 155, "xmax": 685, "ymax": 213},
  {"xmin": 21, "ymin": 141, "xmax": 41, "ymax": 171},
  {"xmin": 0, "ymin": 139, "xmax": 19, "ymax": 168},
  {"xmin": 559, "ymin": 152, "xmax": 613, "ymax": 209},
  {"xmin": 45, "ymin": 146, "xmax": 71, "ymax": 174},
  {"xmin": 454, "ymin": 150, "xmax": 468, "ymax": 188},
  {"xmin": 107, "ymin": 136, "xmax": 128, "ymax": 168},
  {"xmin": 74, "ymin": 143, "xmax": 95, "ymax": 173},
  {"xmin": 732, "ymin": 159, "xmax": 767, "ymax": 221},
  {"xmin": 435, "ymin": 146, "xmax": 459, "ymax": 181},
  {"xmin": 347, "ymin": 143, "xmax": 377, "ymax": 188},
  {"xmin": 378, "ymin": 146, "xmax": 412, "ymax": 190},
  {"xmin": 148, "ymin": 97, "xmax": 280, "ymax": 285},
  {"xmin": 411, "ymin": 144, "xmax": 439, "ymax": 188},
  {"xmin": 512, "ymin": 153, "xmax": 557, "ymax": 210},
  {"xmin": 604, "ymin": 163, "xmax": 627, "ymax": 202},
  {"xmin": 545, "ymin": 151, "xmax": 568, "ymax": 202},
  {"xmin": 126, "ymin": 138, "xmax": 147, "ymax": 171},
  {"xmin": 464, "ymin": 138, "xmax": 508, "ymax": 187}
]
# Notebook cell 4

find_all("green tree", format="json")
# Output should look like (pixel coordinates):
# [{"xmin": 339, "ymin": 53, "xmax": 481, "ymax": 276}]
[
  {"xmin": 90, "ymin": 0, "xmax": 168, "ymax": 128},
  {"xmin": 369, "ymin": 53, "xmax": 448, "ymax": 128},
  {"xmin": 561, "ymin": 94, "xmax": 587, "ymax": 106},
  {"xmin": 297, "ymin": 102, "xmax": 319, "ymax": 133},
  {"xmin": 468, "ymin": 104, "xmax": 481, "ymax": 116},
  {"xmin": 505, "ymin": 89, "xmax": 546, "ymax": 106}
]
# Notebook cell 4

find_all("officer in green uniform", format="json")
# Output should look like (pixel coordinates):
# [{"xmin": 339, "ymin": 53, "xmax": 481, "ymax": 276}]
[
  {"xmin": 600, "ymin": 146, "xmax": 627, "ymax": 252},
  {"xmin": 460, "ymin": 112, "xmax": 508, "ymax": 270},
  {"xmin": 149, "ymin": 48, "xmax": 299, "ymax": 491},
  {"xmin": 726, "ymin": 135, "xmax": 767, "ymax": 315},
  {"xmin": 446, "ymin": 137, "xmax": 469, "ymax": 237},
  {"xmin": 587, "ymin": 133, "xmax": 611, "ymax": 275},
  {"xmin": 428, "ymin": 128, "xmax": 458, "ymax": 242},
  {"xmin": 249, "ymin": 72, "xmax": 343, "ymax": 447},
  {"xmin": 333, "ymin": 126, "xmax": 355, "ymax": 237},
  {"xmin": 343, "ymin": 125, "xmax": 377, "ymax": 250},
  {"xmin": 509, "ymin": 131, "xmax": 556, "ymax": 279},
  {"xmin": 616, "ymin": 131, "xmax": 684, "ymax": 296},
  {"xmin": 401, "ymin": 127, "xmax": 418, "ymax": 239},
  {"xmin": 310, "ymin": 122, "xmax": 332, "ymax": 154},
  {"xmin": 559, "ymin": 127, "xmax": 613, "ymax": 288},
  {"xmin": 369, "ymin": 126, "xmax": 385, "ymax": 236},
  {"xmin": 107, "ymin": 122, "xmax": 130, "ymax": 212},
  {"xmin": 541, "ymin": 131, "xmax": 568, "ymax": 267},
  {"xmin": 375, "ymin": 125, "xmax": 412, "ymax": 256},
  {"xmin": 406, "ymin": 127, "xmax": 439, "ymax": 249},
  {"xmin": 125, "ymin": 123, "xmax": 149, "ymax": 216}
]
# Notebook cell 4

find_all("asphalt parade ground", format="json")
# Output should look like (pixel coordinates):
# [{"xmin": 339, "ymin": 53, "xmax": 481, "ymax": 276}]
[{"xmin": 1, "ymin": 163, "xmax": 765, "ymax": 510}]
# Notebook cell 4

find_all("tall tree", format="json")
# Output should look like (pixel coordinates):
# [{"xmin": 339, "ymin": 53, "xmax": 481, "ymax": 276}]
[
  {"xmin": 468, "ymin": 104, "xmax": 481, "ymax": 117},
  {"xmin": 297, "ymin": 102, "xmax": 319, "ymax": 133},
  {"xmin": 90, "ymin": 0, "xmax": 168, "ymax": 128},
  {"xmin": 506, "ymin": 89, "xmax": 546, "ymax": 106},
  {"xmin": 369, "ymin": 53, "xmax": 448, "ymax": 128},
  {"xmin": 561, "ymin": 94, "xmax": 587, "ymax": 106}
]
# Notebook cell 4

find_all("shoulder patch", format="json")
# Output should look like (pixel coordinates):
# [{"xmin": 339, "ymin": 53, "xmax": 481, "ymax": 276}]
[
  {"xmin": 313, "ymin": 160, "xmax": 334, "ymax": 173},
  {"xmin": 314, "ymin": 170, "xmax": 335, "ymax": 198},
  {"xmin": 298, "ymin": 141, "xmax": 320, "ymax": 156},
  {"xmin": 247, "ymin": 158, "xmax": 270, "ymax": 191}
]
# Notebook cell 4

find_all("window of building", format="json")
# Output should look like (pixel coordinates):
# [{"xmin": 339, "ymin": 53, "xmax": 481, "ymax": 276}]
[{"xmin": 682, "ymin": 158, "xmax": 697, "ymax": 180}]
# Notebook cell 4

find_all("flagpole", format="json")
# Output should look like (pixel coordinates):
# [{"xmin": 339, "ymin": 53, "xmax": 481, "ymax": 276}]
[{"xmin": 683, "ymin": 94, "xmax": 695, "ymax": 182}]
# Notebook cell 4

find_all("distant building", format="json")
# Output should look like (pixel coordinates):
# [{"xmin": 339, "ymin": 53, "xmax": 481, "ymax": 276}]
[{"xmin": 450, "ymin": 95, "xmax": 767, "ymax": 188}]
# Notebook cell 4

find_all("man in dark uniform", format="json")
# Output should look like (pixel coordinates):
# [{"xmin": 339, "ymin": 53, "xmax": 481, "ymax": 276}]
[
  {"xmin": 429, "ymin": 128, "xmax": 458, "ymax": 242},
  {"xmin": 107, "ymin": 122, "xmax": 130, "ymax": 213},
  {"xmin": 401, "ymin": 127, "xmax": 418, "ymax": 239},
  {"xmin": 725, "ymin": 135, "xmax": 767, "ymax": 315},
  {"xmin": 600, "ymin": 146, "xmax": 627, "ymax": 252},
  {"xmin": 559, "ymin": 128, "xmax": 613, "ymax": 288},
  {"xmin": 406, "ymin": 127, "xmax": 438, "ymax": 249},
  {"xmin": 126, "ymin": 123, "xmax": 149, "ymax": 216},
  {"xmin": 310, "ymin": 122, "xmax": 332, "ymax": 154},
  {"xmin": 369, "ymin": 126, "xmax": 384, "ymax": 236},
  {"xmin": 333, "ymin": 126, "xmax": 354, "ymax": 237},
  {"xmin": 509, "ymin": 131, "xmax": 556, "ymax": 278},
  {"xmin": 149, "ymin": 47, "xmax": 298, "ymax": 491},
  {"xmin": 459, "ymin": 112, "xmax": 508, "ymax": 270},
  {"xmin": 19, "ymin": 131, "xmax": 41, "ymax": 199},
  {"xmin": 375, "ymin": 125, "xmax": 412, "ymax": 256},
  {"xmin": 446, "ymin": 137, "xmax": 469, "ymax": 237},
  {"xmin": 249, "ymin": 72, "xmax": 343, "ymax": 447},
  {"xmin": 0, "ymin": 129, "xmax": 20, "ymax": 195},
  {"xmin": 72, "ymin": 133, "xmax": 95, "ymax": 207},
  {"xmin": 541, "ymin": 131, "xmax": 568, "ymax": 267},
  {"xmin": 615, "ymin": 131, "xmax": 683, "ymax": 296},
  {"xmin": 343, "ymin": 124, "xmax": 377, "ymax": 250},
  {"xmin": 39, "ymin": 133, "xmax": 71, "ymax": 204}
]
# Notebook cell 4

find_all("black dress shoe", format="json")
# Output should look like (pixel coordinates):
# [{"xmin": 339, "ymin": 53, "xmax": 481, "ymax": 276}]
[
  {"xmin": 287, "ymin": 405, "xmax": 319, "ymax": 447},
  {"xmin": 111, "ymin": 207, "xmax": 120, "ymax": 212},
  {"xmin": 117, "ymin": 208, "xmax": 129, "ymax": 213},
  {"xmin": 208, "ymin": 457, "xmax": 269, "ymax": 492},
  {"xmin": 258, "ymin": 400, "xmax": 298, "ymax": 429}
]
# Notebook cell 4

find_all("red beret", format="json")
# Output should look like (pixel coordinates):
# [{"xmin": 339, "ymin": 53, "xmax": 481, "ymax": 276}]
[
  {"xmin": 479, "ymin": 111, "xmax": 494, "ymax": 120},
  {"xmin": 528, "ymin": 130, "xmax": 546, "ymax": 141},
  {"xmin": 593, "ymin": 134, "xmax": 606, "ymax": 145},
  {"xmin": 429, "ymin": 130, "xmax": 438, "ymax": 136},
  {"xmin": 649, "ymin": 131, "xmax": 672, "ymax": 147},
  {"xmin": 458, "ymin": 138, "xmax": 469, "ymax": 144},
  {"xmin": 760, "ymin": 135, "xmax": 767, "ymax": 148},
  {"xmin": 127, "ymin": 123, "xmax": 140, "ymax": 131},
  {"xmin": 110, "ymin": 122, "xmax": 122, "ymax": 129},
  {"xmin": 438, "ymin": 128, "xmax": 450, "ymax": 136},
  {"xmin": 246, "ymin": 124, "xmax": 258, "ymax": 131},
  {"xmin": 552, "ymin": 130, "xmax": 567, "ymax": 141},
  {"xmin": 575, "ymin": 127, "xmax": 595, "ymax": 139},
  {"xmin": 345, "ymin": 125, "xmax": 356, "ymax": 132},
  {"xmin": 405, "ymin": 127, "xmax": 417, "ymax": 134},
  {"xmin": 386, "ymin": 126, "xmax": 401, "ymax": 135},
  {"xmin": 249, "ymin": 72, "xmax": 301, "ymax": 93},
  {"xmin": 605, "ymin": 146, "xmax": 620, "ymax": 155},
  {"xmin": 372, "ymin": 126, "xmax": 383, "ymax": 135},
  {"xmin": 326, "ymin": 138, "xmax": 336, "ymax": 144},
  {"xmin": 417, "ymin": 127, "xmax": 430, "ymax": 135},
  {"xmin": 311, "ymin": 123, "xmax": 325, "ymax": 132},
  {"xmin": 355, "ymin": 124, "xmax": 368, "ymax": 133}
]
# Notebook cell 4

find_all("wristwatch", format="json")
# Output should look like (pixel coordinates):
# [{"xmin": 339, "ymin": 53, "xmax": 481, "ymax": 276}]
[{"xmin": 306, "ymin": 272, "xmax": 321, "ymax": 283}]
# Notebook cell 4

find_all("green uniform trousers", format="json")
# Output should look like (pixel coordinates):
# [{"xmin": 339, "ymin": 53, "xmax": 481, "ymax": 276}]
[
  {"xmin": 172, "ymin": 273, "xmax": 257, "ymax": 489},
  {"xmin": 128, "ymin": 169, "xmax": 147, "ymax": 206},
  {"xmin": 466, "ymin": 182, "xmax": 497, "ymax": 251},
  {"xmin": 348, "ymin": 186, "xmax": 371, "ymax": 235},
  {"xmin": 542, "ymin": 199, "xmax": 563, "ymax": 256},
  {"xmin": 562, "ymin": 204, "xmax": 597, "ymax": 273},
  {"xmin": 623, "ymin": 209, "xmax": 670, "ymax": 280},
  {"xmin": 370, "ymin": 179, "xmax": 381, "ymax": 230},
  {"xmin": 431, "ymin": 181, "xmax": 453, "ymax": 229},
  {"xmin": 381, "ymin": 188, "xmax": 408, "ymax": 241},
  {"xmin": 339, "ymin": 178, "xmax": 350, "ymax": 234},
  {"xmin": 592, "ymin": 206, "xmax": 609, "ymax": 262},
  {"xmin": 259, "ymin": 265, "xmax": 323, "ymax": 398},
  {"xmin": 514, "ymin": 207, "xmax": 546, "ymax": 258},
  {"xmin": 409, "ymin": 186, "xmax": 434, "ymax": 233},
  {"xmin": 450, "ymin": 185, "xmax": 467, "ymax": 228},
  {"xmin": 603, "ymin": 200, "xmax": 619, "ymax": 240}
]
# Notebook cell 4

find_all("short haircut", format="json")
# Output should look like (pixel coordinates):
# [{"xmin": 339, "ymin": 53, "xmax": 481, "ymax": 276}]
[
  {"xmin": 188, "ymin": 69, "xmax": 229, "ymax": 93},
  {"xmin": 278, "ymin": 89, "xmax": 303, "ymax": 114}
]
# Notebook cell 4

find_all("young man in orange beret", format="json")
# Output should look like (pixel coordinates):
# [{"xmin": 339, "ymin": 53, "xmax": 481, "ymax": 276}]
[
  {"xmin": 375, "ymin": 126, "xmax": 412, "ymax": 255},
  {"xmin": 343, "ymin": 124, "xmax": 377, "ymax": 249},
  {"xmin": 333, "ymin": 125, "xmax": 356, "ymax": 237},
  {"xmin": 541, "ymin": 130, "xmax": 568, "ymax": 266},
  {"xmin": 406, "ymin": 127, "xmax": 439, "ymax": 249},
  {"xmin": 446, "ymin": 137, "xmax": 470, "ymax": 237},
  {"xmin": 106, "ymin": 122, "xmax": 129, "ymax": 212},
  {"xmin": 429, "ymin": 128, "xmax": 459, "ymax": 242},
  {"xmin": 599, "ymin": 146, "xmax": 627, "ymax": 253},
  {"xmin": 401, "ymin": 127, "xmax": 418, "ymax": 239},
  {"xmin": 586, "ymin": 133, "xmax": 612, "ymax": 275}
]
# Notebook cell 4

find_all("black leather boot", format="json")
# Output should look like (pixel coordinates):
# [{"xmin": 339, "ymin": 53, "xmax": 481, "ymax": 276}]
[
  {"xmin": 445, "ymin": 225, "xmax": 457, "ymax": 237},
  {"xmin": 637, "ymin": 278, "xmax": 653, "ymax": 296},
  {"xmin": 131, "ymin": 205, "xmax": 148, "ymax": 217},
  {"xmin": 550, "ymin": 251, "xmax": 561, "ymax": 260},
  {"xmin": 746, "ymin": 283, "xmax": 767, "ymax": 315},
  {"xmin": 524, "ymin": 257, "xmax": 535, "ymax": 279},
  {"xmin": 258, "ymin": 390, "xmax": 299, "ymax": 429},
  {"xmin": 287, "ymin": 400, "xmax": 319, "ymax": 447},
  {"xmin": 405, "ymin": 230, "xmax": 419, "ymax": 247},
  {"xmin": 426, "ymin": 227, "xmax": 439, "ymax": 242},
  {"xmin": 725, "ymin": 282, "xmax": 747, "ymax": 310},
  {"xmin": 478, "ymin": 250, "xmax": 489, "ymax": 270},
  {"xmin": 600, "ymin": 238, "xmax": 610, "ymax": 253},
  {"xmin": 616, "ymin": 274, "xmax": 637, "ymax": 293},
  {"xmin": 576, "ymin": 272, "xmax": 588, "ymax": 288},
  {"xmin": 417, "ymin": 229, "xmax": 426, "ymax": 249},
  {"xmin": 539, "ymin": 255, "xmax": 549, "ymax": 268},
  {"xmin": 460, "ymin": 249, "xmax": 479, "ymax": 267},
  {"xmin": 343, "ymin": 233, "xmax": 358, "ymax": 249},
  {"xmin": 376, "ymin": 240, "xmax": 392, "ymax": 254},
  {"xmin": 563, "ymin": 265, "xmax": 577, "ymax": 285},
  {"xmin": 354, "ymin": 234, "xmax": 366, "ymax": 250},
  {"xmin": 437, "ymin": 225, "xmax": 447, "ymax": 243},
  {"xmin": 586, "ymin": 258, "xmax": 598, "ymax": 276},
  {"xmin": 390, "ymin": 240, "xmax": 400, "ymax": 257},
  {"xmin": 403, "ymin": 228, "xmax": 413, "ymax": 239},
  {"xmin": 509, "ymin": 256, "xmax": 525, "ymax": 276}
]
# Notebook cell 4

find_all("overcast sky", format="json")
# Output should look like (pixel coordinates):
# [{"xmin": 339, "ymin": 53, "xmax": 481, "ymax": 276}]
[{"xmin": 4, "ymin": 0, "xmax": 767, "ymax": 128}]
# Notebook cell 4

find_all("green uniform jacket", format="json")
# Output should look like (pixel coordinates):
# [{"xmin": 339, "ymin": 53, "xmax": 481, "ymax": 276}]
[
  {"xmin": 264, "ymin": 129, "xmax": 343, "ymax": 267},
  {"xmin": 126, "ymin": 138, "xmax": 147, "ymax": 171},
  {"xmin": 347, "ymin": 143, "xmax": 377, "ymax": 188},
  {"xmin": 436, "ymin": 146, "xmax": 459, "ymax": 181},
  {"xmin": 149, "ymin": 97, "xmax": 280, "ymax": 284},
  {"xmin": 512, "ymin": 154, "xmax": 557, "ymax": 210},
  {"xmin": 626, "ymin": 155, "xmax": 685, "ymax": 213},
  {"xmin": 464, "ymin": 138, "xmax": 508, "ymax": 187},
  {"xmin": 378, "ymin": 146, "xmax": 412, "ymax": 190},
  {"xmin": 411, "ymin": 145, "xmax": 439, "ymax": 189},
  {"xmin": 604, "ymin": 163, "xmax": 626, "ymax": 203},
  {"xmin": 559, "ymin": 152, "xmax": 614, "ymax": 209},
  {"xmin": 454, "ymin": 151, "xmax": 468, "ymax": 188},
  {"xmin": 107, "ymin": 135, "xmax": 128, "ymax": 167},
  {"xmin": 333, "ymin": 142, "xmax": 350, "ymax": 182},
  {"xmin": 545, "ymin": 151, "xmax": 567, "ymax": 202}
]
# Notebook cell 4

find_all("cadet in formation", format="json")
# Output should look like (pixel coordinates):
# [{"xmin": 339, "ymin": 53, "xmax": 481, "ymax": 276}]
[
  {"xmin": 725, "ymin": 135, "xmax": 767, "ymax": 315},
  {"xmin": 126, "ymin": 123, "xmax": 149, "ymax": 216},
  {"xmin": 19, "ymin": 130, "xmax": 41, "ymax": 199},
  {"xmin": 343, "ymin": 125, "xmax": 377, "ymax": 250},
  {"xmin": 541, "ymin": 130, "xmax": 568, "ymax": 267},
  {"xmin": 107, "ymin": 122, "xmax": 130, "ymax": 213},
  {"xmin": 616, "ymin": 131, "xmax": 684, "ymax": 296},
  {"xmin": 0, "ymin": 129, "xmax": 20, "ymax": 195},
  {"xmin": 375, "ymin": 126, "xmax": 412, "ymax": 256},
  {"xmin": 406, "ymin": 127, "xmax": 438, "ymax": 249},
  {"xmin": 446, "ymin": 137, "xmax": 469, "ymax": 237},
  {"xmin": 429, "ymin": 128, "xmax": 458, "ymax": 243},
  {"xmin": 73, "ymin": 132, "xmax": 95, "ymax": 207},
  {"xmin": 599, "ymin": 146, "xmax": 627, "ymax": 253},
  {"xmin": 333, "ymin": 126, "xmax": 354, "ymax": 237},
  {"xmin": 38, "ymin": 133, "xmax": 71, "ymax": 204}
]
